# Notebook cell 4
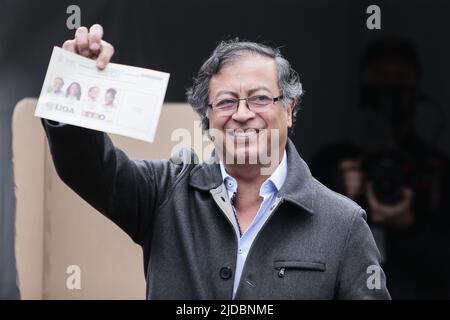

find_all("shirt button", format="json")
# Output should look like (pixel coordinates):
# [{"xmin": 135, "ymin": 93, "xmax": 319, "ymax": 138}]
[
  {"xmin": 220, "ymin": 267, "xmax": 233, "ymax": 280},
  {"xmin": 238, "ymin": 248, "xmax": 243, "ymax": 254}
]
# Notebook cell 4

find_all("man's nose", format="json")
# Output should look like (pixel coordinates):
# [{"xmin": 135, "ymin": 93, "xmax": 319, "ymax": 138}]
[{"xmin": 232, "ymin": 99, "xmax": 255, "ymax": 122}]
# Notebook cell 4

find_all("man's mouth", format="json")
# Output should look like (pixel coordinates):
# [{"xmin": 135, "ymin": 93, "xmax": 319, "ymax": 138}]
[{"xmin": 226, "ymin": 129, "xmax": 261, "ymax": 138}]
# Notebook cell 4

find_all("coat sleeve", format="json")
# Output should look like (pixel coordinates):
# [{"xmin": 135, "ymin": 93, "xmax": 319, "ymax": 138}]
[
  {"xmin": 41, "ymin": 120, "xmax": 181, "ymax": 246},
  {"xmin": 335, "ymin": 208, "xmax": 392, "ymax": 300}
]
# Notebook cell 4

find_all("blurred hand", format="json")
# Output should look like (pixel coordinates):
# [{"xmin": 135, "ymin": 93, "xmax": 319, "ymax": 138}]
[
  {"xmin": 366, "ymin": 182, "xmax": 414, "ymax": 228},
  {"xmin": 62, "ymin": 24, "xmax": 114, "ymax": 70},
  {"xmin": 339, "ymin": 159, "xmax": 363, "ymax": 200}
]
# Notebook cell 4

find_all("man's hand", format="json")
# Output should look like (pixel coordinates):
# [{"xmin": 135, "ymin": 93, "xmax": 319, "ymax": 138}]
[
  {"xmin": 339, "ymin": 159, "xmax": 363, "ymax": 200},
  {"xmin": 62, "ymin": 24, "xmax": 114, "ymax": 70}
]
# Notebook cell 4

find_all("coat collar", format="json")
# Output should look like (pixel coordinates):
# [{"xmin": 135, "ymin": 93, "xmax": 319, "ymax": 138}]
[{"xmin": 188, "ymin": 138, "xmax": 315, "ymax": 215}]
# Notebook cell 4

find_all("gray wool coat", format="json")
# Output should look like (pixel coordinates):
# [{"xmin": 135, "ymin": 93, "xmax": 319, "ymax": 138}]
[{"xmin": 42, "ymin": 120, "xmax": 391, "ymax": 300}]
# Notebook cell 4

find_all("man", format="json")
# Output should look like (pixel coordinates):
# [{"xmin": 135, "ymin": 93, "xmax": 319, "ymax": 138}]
[
  {"xmin": 87, "ymin": 86, "xmax": 100, "ymax": 103},
  {"xmin": 357, "ymin": 37, "xmax": 450, "ymax": 299},
  {"xmin": 42, "ymin": 24, "xmax": 390, "ymax": 299},
  {"xmin": 47, "ymin": 77, "xmax": 65, "ymax": 98}
]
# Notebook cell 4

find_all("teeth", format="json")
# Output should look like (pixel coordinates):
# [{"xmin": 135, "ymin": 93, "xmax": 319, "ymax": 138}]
[{"xmin": 228, "ymin": 130, "xmax": 259, "ymax": 137}]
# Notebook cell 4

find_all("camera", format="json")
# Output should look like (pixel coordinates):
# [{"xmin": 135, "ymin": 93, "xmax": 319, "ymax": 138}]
[{"xmin": 363, "ymin": 149, "xmax": 414, "ymax": 206}]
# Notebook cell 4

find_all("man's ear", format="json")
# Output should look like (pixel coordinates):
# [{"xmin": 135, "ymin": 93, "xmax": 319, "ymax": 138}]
[{"xmin": 286, "ymin": 98, "xmax": 296, "ymax": 128}]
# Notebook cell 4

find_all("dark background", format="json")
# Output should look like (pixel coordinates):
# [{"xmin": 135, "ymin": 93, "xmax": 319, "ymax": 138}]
[{"xmin": 1, "ymin": 0, "xmax": 450, "ymax": 299}]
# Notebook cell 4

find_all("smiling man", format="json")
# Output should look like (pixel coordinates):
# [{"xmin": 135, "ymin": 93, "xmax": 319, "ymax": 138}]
[{"xmin": 42, "ymin": 24, "xmax": 391, "ymax": 299}]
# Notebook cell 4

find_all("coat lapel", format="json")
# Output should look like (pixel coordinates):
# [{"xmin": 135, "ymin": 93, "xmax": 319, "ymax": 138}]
[
  {"xmin": 188, "ymin": 138, "xmax": 315, "ymax": 215},
  {"xmin": 278, "ymin": 139, "xmax": 315, "ymax": 215}
]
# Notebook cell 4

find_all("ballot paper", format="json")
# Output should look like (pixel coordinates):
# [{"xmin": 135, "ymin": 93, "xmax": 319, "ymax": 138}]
[{"xmin": 35, "ymin": 46, "xmax": 170, "ymax": 142}]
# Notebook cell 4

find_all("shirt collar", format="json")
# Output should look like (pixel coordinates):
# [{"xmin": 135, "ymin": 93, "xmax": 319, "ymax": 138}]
[
  {"xmin": 219, "ymin": 150, "xmax": 288, "ymax": 196},
  {"xmin": 189, "ymin": 139, "xmax": 315, "ymax": 215}
]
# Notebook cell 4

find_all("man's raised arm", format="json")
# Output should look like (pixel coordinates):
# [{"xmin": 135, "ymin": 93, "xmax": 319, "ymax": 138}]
[{"xmin": 42, "ymin": 25, "xmax": 169, "ymax": 246}]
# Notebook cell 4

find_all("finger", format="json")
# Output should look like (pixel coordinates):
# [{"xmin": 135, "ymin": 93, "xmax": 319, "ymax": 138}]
[
  {"xmin": 89, "ymin": 24, "xmax": 104, "ymax": 52},
  {"xmin": 96, "ymin": 40, "xmax": 114, "ymax": 69},
  {"xmin": 62, "ymin": 39, "xmax": 76, "ymax": 53},
  {"xmin": 75, "ymin": 26, "xmax": 89, "ymax": 56},
  {"xmin": 403, "ymin": 187, "xmax": 414, "ymax": 200}
]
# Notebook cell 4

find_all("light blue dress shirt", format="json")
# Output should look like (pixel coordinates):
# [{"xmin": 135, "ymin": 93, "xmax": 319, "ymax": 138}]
[{"xmin": 219, "ymin": 150, "xmax": 287, "ymax": 298}]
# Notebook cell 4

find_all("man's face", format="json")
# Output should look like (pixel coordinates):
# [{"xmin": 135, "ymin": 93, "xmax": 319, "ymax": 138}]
[
  {"xmin": 52, "ymin": 78, "xmax": 64, "ymax": 92},
  {"xmin": 88, "ymin": 87, "xmax": 99, "ymax": 100},
  {"xmin": 209, "ymin": 54, "xmax": 294, "ymax": 166}
]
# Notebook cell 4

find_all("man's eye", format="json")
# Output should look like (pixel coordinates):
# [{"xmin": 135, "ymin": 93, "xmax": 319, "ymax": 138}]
[
  {"xmin": 215, "ymin": 99, "xmax": 236, "ymax": 108},
  {"xmin": 250, "ymin": 95, "xmax": 272, "ymax": 105}
]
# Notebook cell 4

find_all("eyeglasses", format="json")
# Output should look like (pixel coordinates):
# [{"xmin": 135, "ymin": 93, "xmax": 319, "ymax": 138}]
[{"xmin": 208, "ymin": 94, "xmax": 283, "ymax": 116}]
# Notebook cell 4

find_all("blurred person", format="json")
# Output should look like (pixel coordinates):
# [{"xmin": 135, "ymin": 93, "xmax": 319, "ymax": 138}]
[
  {"xmin": 102, "ymin": 88, "xmax": 117, "ymax": 108},
  {"xmin": 87, "ymin": 86, "xmax": 100, "ymax": 103},
  {"xmin": 40, "ymin": 24, "xmax": 390, "ymax": 299},
  {"xmin": 85, "ymin": 86, "xmax": 100, "ymax": 111},
  {"xmin": 65, "ymin": 82, "xmax": 82, "ymax": 102},
  {"xmin": 359, "ymin": 37, "xmax": 450, "ymax": 299},
  {"xmin": 313, "ymin": 36, "xmax": 450, "ymax": 299},
  {"xmin": 47, "ymin": 77, "xmax": 65, "ymax": 98}
]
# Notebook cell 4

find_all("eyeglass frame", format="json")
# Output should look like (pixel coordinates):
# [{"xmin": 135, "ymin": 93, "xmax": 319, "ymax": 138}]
[{"xmin": 208, "ymin": 94, "xmax": 284, "ymax": 114}]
